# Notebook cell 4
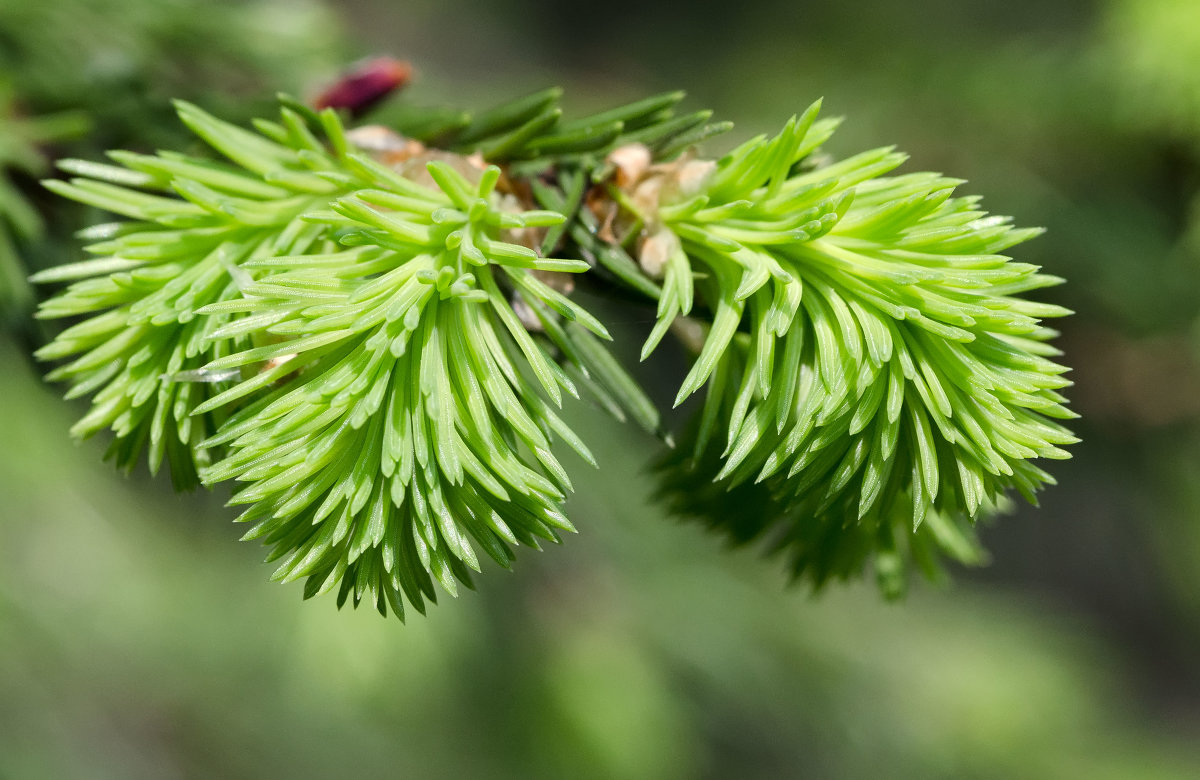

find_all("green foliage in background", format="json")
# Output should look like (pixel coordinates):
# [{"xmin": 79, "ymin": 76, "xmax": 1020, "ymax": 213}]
[
  {"xmin": 1102, "ymin": 0, "xmax": 1200, "ymax": 148},
  {"xmin": 0, "ymin": 0, "xmax": 346, "ymax": 137},
  {"xmin": 1100, "ymin": 0, "xmax": 1200, "ymax": 272},
  {"xmin": 0, "ymin": 83, "xmax": 87, "ymax": 320}
]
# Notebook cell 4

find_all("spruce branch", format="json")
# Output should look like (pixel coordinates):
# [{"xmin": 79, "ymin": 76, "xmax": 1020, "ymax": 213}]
[{"xmin": 35, "ymin": 81, "xmax": 1075, "ymax": 615}]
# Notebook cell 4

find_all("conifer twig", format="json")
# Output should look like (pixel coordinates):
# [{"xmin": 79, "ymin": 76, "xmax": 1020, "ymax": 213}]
[{"xmin": 34, "ymin": 76, "xmax": 1074, "ymax": 615}]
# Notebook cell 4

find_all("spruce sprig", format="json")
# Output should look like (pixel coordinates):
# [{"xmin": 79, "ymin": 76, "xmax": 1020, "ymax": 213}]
[
  {"xmin": 620, "ymin": 101, "xmax": 1077, "ymax": 594},
  {"xmin": 35, "ymin": 97, "xmax": 642, "ymax": 615},
  {"xmin": 192, "ymin": 160, "xmax": 606, "ymax": 618},
  {"xmin": 35, "ymin": 86, "xmax": 1075, "ymax": 614}
]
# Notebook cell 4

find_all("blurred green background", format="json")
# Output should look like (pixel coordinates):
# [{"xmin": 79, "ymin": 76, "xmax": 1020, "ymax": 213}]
[{"xmin": 4, "ymin": 0, "xmax": 1200, "ymax": 777}]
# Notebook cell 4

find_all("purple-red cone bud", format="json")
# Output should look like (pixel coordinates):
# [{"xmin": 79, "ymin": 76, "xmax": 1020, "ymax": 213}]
[{"xmin": 314, "ymin": 57, "xmax": 412, "ymax": 117}]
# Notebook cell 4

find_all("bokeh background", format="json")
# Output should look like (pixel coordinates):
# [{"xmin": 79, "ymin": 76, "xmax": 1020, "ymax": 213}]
[{"xmin": 3, "ymin": 0, "xmax": 1200, "ymax": 777}]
